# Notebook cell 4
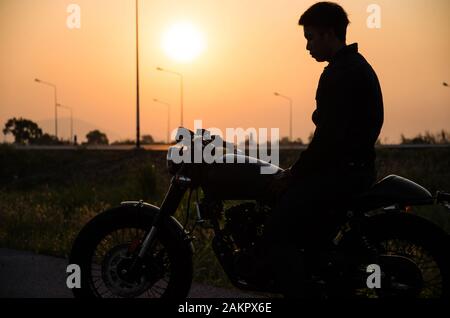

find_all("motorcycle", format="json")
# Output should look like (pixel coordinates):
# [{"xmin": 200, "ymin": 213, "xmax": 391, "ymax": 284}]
[{"xmin": 69, "ymin": 127, "xmax": 450, "ymax": 298}]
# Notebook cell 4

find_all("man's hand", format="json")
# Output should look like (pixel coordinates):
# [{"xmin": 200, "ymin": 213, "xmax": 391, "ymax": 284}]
[{"xmin": 267, "ymin": 168, "xmax": 292, "ymax": 202}]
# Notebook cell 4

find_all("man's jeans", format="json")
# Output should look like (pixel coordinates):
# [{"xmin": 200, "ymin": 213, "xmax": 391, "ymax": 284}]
[{"xmin": 263, "ymin": 168, "xmax": 376, "ymax": 297}]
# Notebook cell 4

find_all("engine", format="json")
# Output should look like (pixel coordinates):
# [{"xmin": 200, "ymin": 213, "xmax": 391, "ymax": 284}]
[
  {"xmin": 212, "ymin": 202, "xmax": 273, "ymax": 289},
  {"xmin": 219, "ymin": 202, "xmax": 273, "ymax": 283},
  {"xmin": 223, "ymin": 202, "xmax": 269, "ymax": 250}
]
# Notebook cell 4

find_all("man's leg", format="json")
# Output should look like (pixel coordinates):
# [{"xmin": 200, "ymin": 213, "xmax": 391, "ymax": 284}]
[{"xmin": 264, "ymin": 185, "xmax": 314, "ymax": 298}]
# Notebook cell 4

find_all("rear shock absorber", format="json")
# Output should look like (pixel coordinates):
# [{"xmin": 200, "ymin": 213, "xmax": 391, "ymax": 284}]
[{"xmin": 348, "ymin": 211, "xmax": 379, "ymax": 264}]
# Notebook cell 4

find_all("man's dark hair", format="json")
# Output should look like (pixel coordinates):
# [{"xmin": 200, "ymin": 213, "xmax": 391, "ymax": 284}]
[{"xmin": 298, "ymin": 2, "xmax": 350, "ymax": 41}]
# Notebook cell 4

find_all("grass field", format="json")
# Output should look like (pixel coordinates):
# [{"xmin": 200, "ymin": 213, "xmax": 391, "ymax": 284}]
[{"xmin": 0, "ymin": 144, "xmax": 449, "ymax": 287}]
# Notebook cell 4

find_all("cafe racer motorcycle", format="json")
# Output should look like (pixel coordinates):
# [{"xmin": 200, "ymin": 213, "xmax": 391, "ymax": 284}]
[{"xmin": 69, "ymin": 128, "xmax": 450, "ymax": 298}]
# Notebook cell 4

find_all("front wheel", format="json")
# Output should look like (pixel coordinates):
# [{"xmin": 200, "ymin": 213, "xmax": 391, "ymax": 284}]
[{"xmin": 69, "ymin": 206, "xmax": 193, "ymax": 298}]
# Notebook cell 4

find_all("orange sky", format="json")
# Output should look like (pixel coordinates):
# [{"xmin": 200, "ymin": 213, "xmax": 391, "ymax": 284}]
[{"xmin": 1, "ymin": 0, "xmax": 449, "ymax": 143}]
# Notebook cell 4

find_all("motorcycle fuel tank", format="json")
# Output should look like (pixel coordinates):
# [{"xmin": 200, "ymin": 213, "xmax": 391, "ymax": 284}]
[{"xmin": 200, "ymin": 154, "xmax": 282, "ymax": 200}]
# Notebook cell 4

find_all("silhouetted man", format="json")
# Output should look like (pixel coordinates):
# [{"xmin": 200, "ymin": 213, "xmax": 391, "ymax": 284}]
[{"xmin": 265, "ymin": 2, "xmax": 384, "ymax": 297}]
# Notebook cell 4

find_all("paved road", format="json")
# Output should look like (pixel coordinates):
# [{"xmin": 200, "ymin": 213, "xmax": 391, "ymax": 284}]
[{"xmin": 0, "ymin": 248, "xmax": 258, "ymax": 298}]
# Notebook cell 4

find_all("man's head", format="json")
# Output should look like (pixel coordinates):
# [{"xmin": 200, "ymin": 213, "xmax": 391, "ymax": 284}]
[{"xmin": 298, "ymin": 2, "xmax": 350, "ymax": 62}]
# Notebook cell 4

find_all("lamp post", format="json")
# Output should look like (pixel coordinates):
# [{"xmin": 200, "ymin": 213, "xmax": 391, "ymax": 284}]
[
  {"xmin": 135, "ymin": 0, "xmax": 141, "ymax": 148},
  {"xmin": 57, "ymin": 103, "xmax": 73, "ymax": 143},
  {"xmin": 153, "ymin": 99, "xmax": 171, "ymax": 144},
  {"xmin": 274, "ymin": 92, "xmax": 293, "ymax": 141},
  {"xmin": 35, "ymin": 78, "xmax": 58, "ymax": 139},
  {"xmin": 156, "ymin": 67, "xmax": 184, "ymax": 127}
]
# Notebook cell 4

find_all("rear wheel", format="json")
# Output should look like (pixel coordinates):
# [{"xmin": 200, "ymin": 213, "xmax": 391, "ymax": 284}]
[
  {"xmin": 375, "ymin": 239, "xmax": 442, "ymax": 298},
  {"xmin": 69, "ymin": 206, "xmax": 193, "ymax": 298},
  {"xmin": 349, "ymin": 213, "xmax": 449, "ymax": 298}
]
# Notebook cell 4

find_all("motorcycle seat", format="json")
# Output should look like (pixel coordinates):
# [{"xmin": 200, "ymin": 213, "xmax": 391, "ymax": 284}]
[{"xmin": 351, "ymin": 175, "xmax": 433, "ymax": 212}]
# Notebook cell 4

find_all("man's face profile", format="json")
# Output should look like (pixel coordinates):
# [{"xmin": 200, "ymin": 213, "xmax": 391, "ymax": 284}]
[{"xmin": 303, "ymin": 25, "xmax": 333, "ymax": 62}]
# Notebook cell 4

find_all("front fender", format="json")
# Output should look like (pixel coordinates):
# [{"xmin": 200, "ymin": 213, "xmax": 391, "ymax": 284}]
[{"xmin": 120, "ymin": 201, "xmax": 195, "ymax": 254}]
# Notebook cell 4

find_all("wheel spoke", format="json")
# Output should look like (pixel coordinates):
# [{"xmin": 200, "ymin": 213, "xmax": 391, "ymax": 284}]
[
  {"xmin": 378, "ymin": 238, "xmax": 443, "ymax": 298},
  {"xmin": 88, "ymin": 226, "xmax": 172, "ymax": 298}
]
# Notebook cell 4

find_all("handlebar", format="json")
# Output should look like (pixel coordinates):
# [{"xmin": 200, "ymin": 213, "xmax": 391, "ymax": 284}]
[
  {"xmin": 174, "ymin": 126, "xmax": 228, "ymax": 148},
  {"xmin": 436, "ymin": 191, "xmax": 450, "ymax": 203}
]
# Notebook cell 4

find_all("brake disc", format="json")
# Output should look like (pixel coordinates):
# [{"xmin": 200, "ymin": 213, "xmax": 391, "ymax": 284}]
[{"xmin": 101, "ymin": 244, "xmax": 157, "ymax": 297}]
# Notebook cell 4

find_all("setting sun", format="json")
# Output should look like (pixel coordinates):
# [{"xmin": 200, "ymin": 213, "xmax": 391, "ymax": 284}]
[{"xmin": 162, "ymin": 22, "xmax": 206, "ymax": 63}]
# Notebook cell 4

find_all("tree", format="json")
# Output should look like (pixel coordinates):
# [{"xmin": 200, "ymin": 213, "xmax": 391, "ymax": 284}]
[
  {"xmin": 34, "ymin": 133, "xmax": 61, "ymax": 145},
  {"xmin": 400, "ymin": 130, "xmax": 449, "ymax": 145},
  {"xmin": 111, "ymin": 139, "xmax": 134, "ymax": 145},
  {"xmin": 141, "ymin": 134, "xmax": 155, "ymax": 145},
  {"xmin": 279, "ymin": 137, "xmax": 304, "ymax": 145},
  {"xmin": 439, "ymin": 130, "xmax": 449, "ymax": 144},
  {"xmin": 86, "ymin": 130, "xmax": 109, "ymax": 145},
  {"xmin": 3, "ymin": 117, "xmax": 43, "ymax": 144}
]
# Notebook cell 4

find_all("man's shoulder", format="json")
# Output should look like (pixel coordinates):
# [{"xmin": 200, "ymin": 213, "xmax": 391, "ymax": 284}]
[
  {"xmin": 328, "ymin": 51, "xmax": 377, "ymax": 82},
  {"xmin": 335, "ymin": 51, "xmax": 371, "ymax": 71}
]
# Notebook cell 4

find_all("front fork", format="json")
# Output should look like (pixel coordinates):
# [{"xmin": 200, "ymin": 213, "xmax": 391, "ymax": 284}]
[{"xmin": 127, "ymin": 175, "xmax": 190, "ymax": 279}]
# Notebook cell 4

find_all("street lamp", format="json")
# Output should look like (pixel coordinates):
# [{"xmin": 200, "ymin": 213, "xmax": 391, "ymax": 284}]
[
  {"xmin": 135, "ymin": 0, "xmax": 141, "ymax": 149},
  {"xmin": 153, "ymin": 99, "xmax": 171, "ymax": 144},
  {"xmin": 35, "ymin": 78, "xmax": 58, "ymax": 139},
  {"xmin": 57, "ymin": 103, "xmax": 73, "ymax": 144},
  {"xmin": 274, "ymin": 92, "xmax": 293, "ymax": 141},
  {"xmin": 156, "ymin": 67, "xmax": 184, "ymax": 127}
]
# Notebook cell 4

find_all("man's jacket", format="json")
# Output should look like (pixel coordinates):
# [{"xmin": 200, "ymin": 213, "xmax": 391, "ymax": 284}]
[{"xmin": 291, "ymin": 43, "xmax": 384, "ymax": 178}]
